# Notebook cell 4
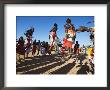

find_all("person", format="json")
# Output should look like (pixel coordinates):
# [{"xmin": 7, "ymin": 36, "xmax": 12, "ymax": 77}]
[
  {"xmin": 90, "ymin": 32, "xmax": 94, "ymax": 46},
  {"xmin": 82, "ymin": 45, "xmax": 86, "ymax": 54},
  {"xmin": 45, "ymin": 42, "xmax": 51, "ymax": 55},
  {"xmin": 87, "ymin": 46, "xmax": 94, "ymax": 63},
  {"xmin": 49, "ymin": 23, "xmax": 58, "ymax": 51},
  {"xmin": 54, "ymin": 36, "xmax": 62, "ymax": 54},
  {"xmin": 17, "ymin": 36, "xmax": 25, "ymax": 49},
  {"xmin": 40, "ymin": 44, "xmax": 46, "ymax": 56},
  {"xmin": 36, "ymin": 40, "xmax": 41, "ymax": 56},
  {"xmin": 16, "ymin": 36, "xmax": 25, "ymax": 63},
  {"xmin": 60, "ymin": 46, "xmax": 65, "ymax": 57},
  {"xmin": 64, "ymin": 18, "xmax": 76, "ymax": 54},
  {"xmin": 64, "ymin": 18, "xmax": 75, "ymax": 38},
  {"xmin": 32, "ymin": 39, "xmax": 37, "ymax": 57},
  {"xmin": 24, "ymin": 27, "xmax": 34, "ymax": 58},
  {"xmin": 74, "ymin": 41, "xmax": 80, "ymax": 62}
]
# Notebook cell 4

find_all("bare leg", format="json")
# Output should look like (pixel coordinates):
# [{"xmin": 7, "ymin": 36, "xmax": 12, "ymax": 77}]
[
  {"xmin": 26, "ymin": 53, "xmax": 28, "ymax": 58},
  {"xmin": 32, "ymin": 51, "xmax": 35, "ymax": 58},
  {"xmin": 24, "ymin": 53, "xmax": 25, "ymax": 61},
  {"xmin": 37, "ymin": 49, "xmax": 39, "ymax": 56}
]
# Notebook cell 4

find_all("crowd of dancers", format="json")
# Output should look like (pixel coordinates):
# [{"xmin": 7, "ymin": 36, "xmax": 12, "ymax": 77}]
[{"xmin": 16, "ymin": 18, "xmax": 94, "ymax": 65}]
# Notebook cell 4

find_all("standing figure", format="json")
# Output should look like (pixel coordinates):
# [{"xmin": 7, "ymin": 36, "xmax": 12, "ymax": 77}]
[
  {"xmin": 90, "ymin": 31, "xmax": 94, "ymax": 46},
  {"xmin": 64, "ymin": 18, "xmax": 76, "ymax": 54},
  {"xmin": 60, "ymin": 46, "xmax": 65, "ymax": 57},
  {"xmin": 45, "ymin": 42, "xmax": 51, "ymax": 55},
  {"xmin": 87, "ymin": 46, "xmax": 94, "ymax": 64},
  {"xmin": 40, "ymin": 43, "xmax": 46, "ymax": 56},
  {"xmin": 36, "ymin": 40, "xmax": 41, "ymax": 56},
  {"xmin": 32, "ymin": 39, "xmax": 37, "ymax": 57},
  {"xmin": 16, "ymin": 36, "xmax": 25, "ymax": 62},
  {"xmin": 49, "ymin": 23, "xmax": 58, "ymax": 53},
  {"xmin": 54, "ymin": 36, "xmax": 62, "ymax": 54},
  {"xmin": 74, "ymin": 41, "xmax": 80, "ymax": 62},
  {"xmin": 82, "ymin": 45, "xmax": 86, "ymax": 54},
  {"xmin": 24, "ymin": 27, "xmax": 34, "ymax": 58}
]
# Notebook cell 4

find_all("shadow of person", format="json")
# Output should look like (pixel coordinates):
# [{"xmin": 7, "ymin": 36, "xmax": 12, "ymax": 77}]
[
  {"xmin": 77, "ymin": 62, "xmax": 90, "ymax": 74},
  {"xmin": 78, "ymin": 53, "xmax": 87, "ymax": 65},
  {"xmin": 89, "ymin": 62, "xmax": 94, "ymax": 74}
]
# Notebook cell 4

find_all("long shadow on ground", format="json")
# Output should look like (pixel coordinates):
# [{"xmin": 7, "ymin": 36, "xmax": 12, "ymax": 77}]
[{"xmin": 51, "ymin": 62, "xmax": 76, "ymax": 74}]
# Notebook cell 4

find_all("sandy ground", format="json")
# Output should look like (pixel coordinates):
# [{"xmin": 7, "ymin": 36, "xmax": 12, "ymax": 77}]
[{"xmin": 16, "ymin": 51, "xmax": 94, "ymax": 75}]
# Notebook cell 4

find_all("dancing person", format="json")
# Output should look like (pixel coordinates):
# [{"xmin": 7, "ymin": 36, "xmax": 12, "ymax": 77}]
[{"xmin": 74, "ymin": 41, "xmax": 80, "ymax": 62}]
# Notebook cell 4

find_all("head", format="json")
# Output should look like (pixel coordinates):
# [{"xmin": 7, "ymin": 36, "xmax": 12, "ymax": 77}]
[
  {"xmin": 66, "ymin": 18, "xmax": 71, "ymax": 23},
  {"xmin": 76, "ymin": 41, "xmax": 78, "ymax": 44},
  {"xmin": 25, "ymin": 27, "xmax": 34, "ymax": 37},
  {"xmin": 46, "ymin": 42, "xmax": 48, "ymax": 45},
  {"xmin": 33, "ymin": 39, "xmax": 36, "ymax": 44},
  {"xmin": 54, "ymin": 23, "xmax": 58, "ymax": 27},
  {"xmin": 43, "ymin": 41, "xmax": 45, "ymax": 44},
  {"xmin": 19, "ymin": 36, "xmax": 23, "ymax": 41},
  {"xmin": 34, "ymin": 39, "xmax": 36, "ymax": 42}
]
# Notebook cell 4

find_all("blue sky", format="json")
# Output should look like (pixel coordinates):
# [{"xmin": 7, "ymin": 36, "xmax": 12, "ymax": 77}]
[{"xmin": 16, "ymin": 16, "xmax": 94, "ymax": 47}]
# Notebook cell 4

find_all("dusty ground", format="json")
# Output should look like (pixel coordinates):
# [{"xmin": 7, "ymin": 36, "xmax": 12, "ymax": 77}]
[{"xmin": 16, "ymin": 51, "xmax": 94, "ymax": 75}]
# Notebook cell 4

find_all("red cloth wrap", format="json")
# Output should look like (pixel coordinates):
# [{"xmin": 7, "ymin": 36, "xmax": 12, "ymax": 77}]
[{"xmin": 63, "ymin": 38, "xmax": 72, "ymax": 48}]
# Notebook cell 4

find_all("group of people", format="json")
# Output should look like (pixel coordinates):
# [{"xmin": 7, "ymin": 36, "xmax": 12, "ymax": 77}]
[
  {"xmin": 49, "ymin": 18, "xmax": 77, "ymax": 55},
  {"xmin": 16, "ymin": 27, "xmax": 34, "ymax": 60},
  {"xmin": 32, "ymin": 40, "xmax": 51, "ymax": 56},
  {"xmin": 16, "ymin": 18, "xmax": 94, "ymax": 65}
]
